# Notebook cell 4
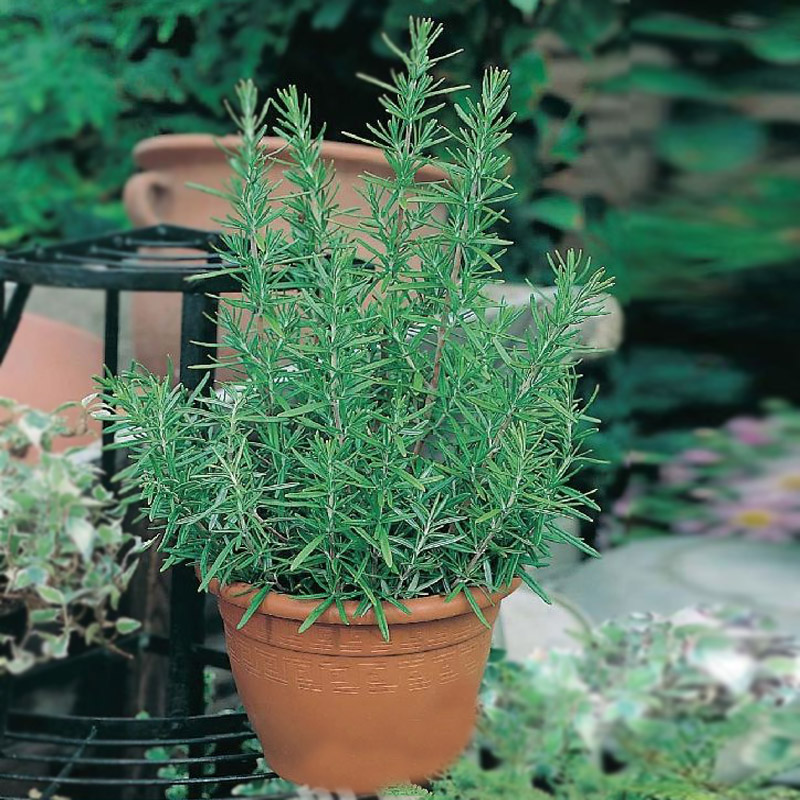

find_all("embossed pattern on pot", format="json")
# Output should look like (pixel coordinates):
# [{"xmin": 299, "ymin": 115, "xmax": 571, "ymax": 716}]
[{"xmin": 224, "ymin": 625, "xmax": 489, "ymax": 694}]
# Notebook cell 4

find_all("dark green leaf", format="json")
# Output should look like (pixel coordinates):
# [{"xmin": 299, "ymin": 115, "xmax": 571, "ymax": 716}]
[
  {"xmin": 298, "ymin": 597, "xmax": 335, "ymax": 634},
  {"xmin": 236, "ymin": 586, "xmax": 270, "ymax": 630}
]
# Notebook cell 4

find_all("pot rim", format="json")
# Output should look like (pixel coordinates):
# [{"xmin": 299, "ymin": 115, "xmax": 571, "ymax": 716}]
[
  {"xmin": 205, "ymin": 575, "xmax": 520, "ymax": 627},
  {"xmin": 132, "ymin": 134, "xmax": 445, "ymax": 181}
]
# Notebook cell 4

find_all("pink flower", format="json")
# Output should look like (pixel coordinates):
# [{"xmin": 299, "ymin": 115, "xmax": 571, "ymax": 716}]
[
  {"xmin": 680, "ymin": 448, "xmax": 722, "ymax": 466},
  {"xmin": 612, "ymin": 485, "xmax": 641, "ymax": 518},
  {"xmin": 702, "ymin": 496, "xmax": 800, "ymax": 542},
  {"xmin": 766, "ymin": 460, "xmax": 800, "ymax": 493},
  {"xmin": 688, "ymin": 486, "xmax": 723, "ymax": 501},
  {"xmin": 675, "ymin": 517, "xmax": 710, "ymax": 535},
  {"xmin": 728, "ymin": 459, "xmax": 800, "ymax": 503},
  {"xmin": 661, "ymin": 462, "xmax": 696, "ymax": 486},
  {"xmin": 725, "ymin": 416, "xmax": 773, "ymax": 447}
]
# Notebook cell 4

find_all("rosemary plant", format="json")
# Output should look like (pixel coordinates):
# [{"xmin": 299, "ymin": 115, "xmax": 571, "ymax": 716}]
[{"xmin": 100, "ymin": 18, "xmax": 611, "ymax": 637}]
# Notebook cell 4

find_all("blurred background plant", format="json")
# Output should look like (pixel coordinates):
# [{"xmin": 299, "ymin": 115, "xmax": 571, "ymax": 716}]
[
  {"xmin": 3, "ymin": 0, "xmax": 798, "ymax": 534},
  {"xmin": 386, "ymin": 607, "xmax": 800, "ymax": 798},
  {"xmin": 0, "ymin": 399, "xmax": 142, "ymax": 674},
  {"xmin": 4, "ymin": 0, "xmax": 798, "ymax": 280}
]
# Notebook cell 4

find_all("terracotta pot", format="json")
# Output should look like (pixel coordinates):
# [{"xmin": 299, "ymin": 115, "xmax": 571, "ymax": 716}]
[
  {"xmin": 208, "ymin": 577, "xmax": 519, "ymax": 794},
  {"xmin": 0, "ymin": 313, "xmax": 102, "ymax": 454},
  {"xmin": 124, "ymin": 134, "xmax": 445, "ymax": 379}
]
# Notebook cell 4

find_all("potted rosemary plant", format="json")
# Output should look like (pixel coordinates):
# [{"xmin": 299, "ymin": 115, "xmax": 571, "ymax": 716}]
[
  {"xmin": 0, "ymin": 400, "xmax": 141, "ymax": 675},
  {"xmin": 99, "ymin": 18, "xmax": 610, "ymax": 794}
]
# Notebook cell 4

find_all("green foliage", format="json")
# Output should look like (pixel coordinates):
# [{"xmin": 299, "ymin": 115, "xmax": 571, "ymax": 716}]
[
  {"xmin": 578, "ymin": 6, "xmax": 800, "ymax": 488},
  {"xmin": 656, "ymin": 108, "xmax": 766, "ymax": 174},
  {"xmin": 591, "ymin": 5, "xmax": 800, "ymax": 302},
  {"xmin": 588, "ymin": 347, "xmax": 751, "ymax": 476},
  {"xmin": 0, "ymin": 399, "xmax": 142, "ymax": 674},
  {"xmin": 0, "ymin": 0, "xmax": 316, "ymax": 242},
  {"xmin": 98, "ymin": 19, "xmax": 609, "ymax": 635},
  {"xmin": 592, "ymin": 171, "xmax": 800, "ymax": 302},
  {"xmin": 431, "ymin": 760, "xmax": 550, "ymax": 799},
  {"xmin": 397, "ymin": 608, "xmax": 800, "ymax": 799},
  {"xmin": 0, "ymin": 0, "xmax": 619, "ymax": 276},
  {"xmin": 383, "ymin": 784, "xmax": 434, "ymax": 797}
]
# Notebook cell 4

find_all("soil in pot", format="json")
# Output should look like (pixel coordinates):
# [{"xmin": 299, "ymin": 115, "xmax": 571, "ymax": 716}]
[{"xmin": 208, "ymin": 578, "xmax": 519, "ymax": 794}]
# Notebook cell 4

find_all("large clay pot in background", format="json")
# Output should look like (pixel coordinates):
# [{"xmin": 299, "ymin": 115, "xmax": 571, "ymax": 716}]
[
  {"xmin": 0, "ymin": 313, "xmax": 102, "ymax": 452},
  {"xmin": 124, "ymin": 134, "xmax": 445, "ymax": 378},
  {"xmin": 209, "ymin": 577, "xmax": 519, "ymax": 794}
]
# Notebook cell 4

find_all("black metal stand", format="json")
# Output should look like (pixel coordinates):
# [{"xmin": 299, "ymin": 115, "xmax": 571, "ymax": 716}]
[{"xmin": 0, "ymin": 226, "xmax": 377, "ymax": 799}]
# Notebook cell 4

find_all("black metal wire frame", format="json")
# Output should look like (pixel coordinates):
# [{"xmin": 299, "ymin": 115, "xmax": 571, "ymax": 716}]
[
  {"xmin": 0, "ymin": 227, "xmax": 383, "ymax": 800},
  {"xmin": 0, "ymin": 707, "xmax": 289, "ymax": 800}
]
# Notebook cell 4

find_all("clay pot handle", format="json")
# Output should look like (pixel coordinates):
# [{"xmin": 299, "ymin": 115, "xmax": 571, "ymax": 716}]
[{"xmin": 123, "ymin": 171, "xmax": 172, "ymax": 227}]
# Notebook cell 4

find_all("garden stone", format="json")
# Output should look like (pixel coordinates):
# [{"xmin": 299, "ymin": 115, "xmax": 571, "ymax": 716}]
[{"xmin": 551, "ymin": 536, "xmax": 800, "ymax": 635}]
